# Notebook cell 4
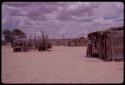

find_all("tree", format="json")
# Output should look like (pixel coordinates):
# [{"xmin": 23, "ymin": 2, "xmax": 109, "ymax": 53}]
[
  {"xmin": 12, "ymin": 29, "xmax": 26, "ymax": 38},
  {"xmin": 2, "ymin": 29, "xmax": 12, "ymax": 42},
  {"xmin": 2, "ymin": 29, "xmax": 26, "ymax": 46}
]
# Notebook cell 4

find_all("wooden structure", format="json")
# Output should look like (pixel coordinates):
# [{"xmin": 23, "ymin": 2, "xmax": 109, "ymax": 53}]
[
  {"xmin": 86, "ymin": 26, "xmax": 123, "ymax": 61},
  {"xmin": 38, "ymin": 31, "xmax": 52, "ymax": 51},
  {"xmin": 12, "ymin": 31, "xmax": 52, "ymax": 52}
]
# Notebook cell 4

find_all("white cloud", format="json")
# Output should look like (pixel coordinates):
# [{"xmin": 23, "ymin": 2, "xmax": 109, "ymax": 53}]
[
  {"xmin": 93, "ymin": 17, "xmax": 112, "ymax": 24},
  {"xmin": 2, "ymin": 2, "xmax": 124, "ymax": 38}
]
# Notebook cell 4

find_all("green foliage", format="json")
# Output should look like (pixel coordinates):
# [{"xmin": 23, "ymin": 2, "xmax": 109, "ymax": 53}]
[
  {"xmin": 3, "ymin": 29, "xmax": 11, "ymax": 35},
  {"xmin": 12, "ymin": 29, "xmax": 26, "ymax": 38},
  {"xmin": 2, "ymin": 28, "xmax": 26, "ymax": 42},
  {"xmin": 2, "ymin": 29, "xmax": 12, "ymax": 42}
]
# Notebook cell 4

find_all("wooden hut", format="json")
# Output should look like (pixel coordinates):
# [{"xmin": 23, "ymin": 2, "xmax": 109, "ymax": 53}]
[{"xmin": 86, "ymin": 26, "xmax": 123, "ymax": 61}]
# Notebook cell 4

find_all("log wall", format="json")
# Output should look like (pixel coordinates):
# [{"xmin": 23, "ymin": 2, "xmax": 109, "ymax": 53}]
[{"xmin": 86, "ymin": 27, "xmax": 123, "ymax": 61}]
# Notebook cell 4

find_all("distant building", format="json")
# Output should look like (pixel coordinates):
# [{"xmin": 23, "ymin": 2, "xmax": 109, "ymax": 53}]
[{"xmin": 68, "ymin": 37, "xmax": 88, "ymax": 46}]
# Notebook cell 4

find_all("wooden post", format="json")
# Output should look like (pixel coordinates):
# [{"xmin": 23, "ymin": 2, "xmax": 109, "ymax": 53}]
[
  {"xmin": 45, "ymin": 31, "xmax": 48, "ymax": 51},
  {"xmin": 28, "ymin": 33, "xmax": 32, "ymax": 50},
  {"xmin": 34, "ymin": 33, "xmax": 36, "ymax": 50},
  {"xmin": 63, "ymin": 34, "xmax": 65, "ymax": 46}
]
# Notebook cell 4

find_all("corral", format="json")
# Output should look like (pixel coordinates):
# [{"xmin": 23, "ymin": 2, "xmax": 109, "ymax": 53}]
[{"xmin": 12, "ymin": 31, "xmax": 52, "ymax": 52}]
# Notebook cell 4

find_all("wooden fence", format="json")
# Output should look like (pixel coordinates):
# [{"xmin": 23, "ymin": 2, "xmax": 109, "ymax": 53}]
[{"xmin": 12, "ymin": 31, "xmax": 52, "ymax": 52}]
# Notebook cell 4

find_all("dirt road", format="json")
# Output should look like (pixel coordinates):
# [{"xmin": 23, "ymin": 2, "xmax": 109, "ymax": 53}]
[{"xmin": 2, "ymin": 46, "xmax": 123, "ymax": 83}]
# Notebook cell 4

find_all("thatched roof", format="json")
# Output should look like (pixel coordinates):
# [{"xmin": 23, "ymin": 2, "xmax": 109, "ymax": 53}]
[
  {"xmin": 108, "ymin": 26, "xmax": 123, "ymax": 31},
  {"xmin": 88, "ymin": 26, "xmax": 123, "ymax": 36}
]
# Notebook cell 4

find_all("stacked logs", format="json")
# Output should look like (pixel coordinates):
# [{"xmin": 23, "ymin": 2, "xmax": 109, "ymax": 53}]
[
  {"xmin": 86, "ymin": 26, "xmax": 123, "ymax": 61},
  {"xmin": 13, "ymin": 38, "xmax": 28, "ymax": 52}
]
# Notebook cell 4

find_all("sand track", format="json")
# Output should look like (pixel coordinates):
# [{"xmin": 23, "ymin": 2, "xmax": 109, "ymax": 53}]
[{"xmin": 2, "ymin": 46, "xmax": 123, "ymax": 83}]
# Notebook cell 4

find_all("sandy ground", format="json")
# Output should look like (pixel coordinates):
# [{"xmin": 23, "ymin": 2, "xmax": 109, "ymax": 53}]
[{"xmin": 2, "ymin": 46, "xmax": 124, "ymax": 84}]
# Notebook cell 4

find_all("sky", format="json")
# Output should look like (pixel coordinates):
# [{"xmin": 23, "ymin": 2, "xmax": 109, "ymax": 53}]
[{"xmin": 2, "ymin": 2, "xmax": 124, "ymax": 39}]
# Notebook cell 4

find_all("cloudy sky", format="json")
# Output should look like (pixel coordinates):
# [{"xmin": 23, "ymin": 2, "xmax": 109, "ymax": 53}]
[{"xmin": 2, "ymin": 2, "xmax": 124, "ymax": 39}]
